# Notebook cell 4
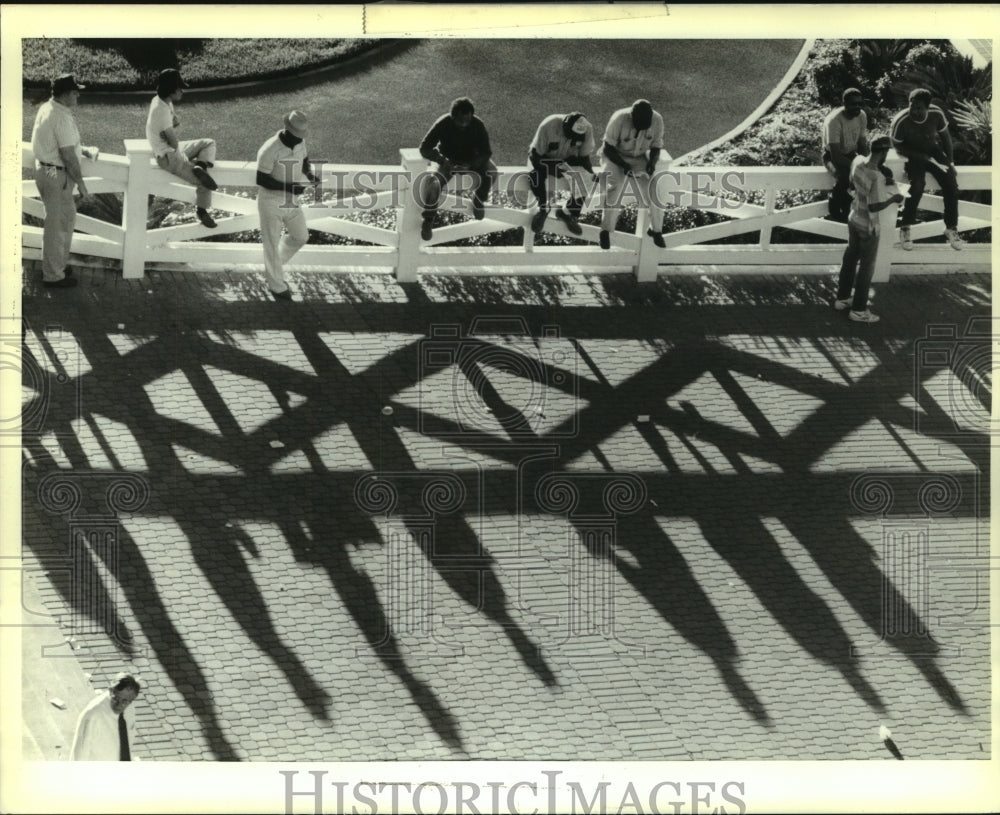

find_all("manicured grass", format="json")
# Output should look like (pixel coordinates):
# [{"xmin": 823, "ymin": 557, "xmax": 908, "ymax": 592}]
[
  {"xmin": 22, "ymin": 39, "xmax": 805, "ymax": 166},
  {"xmin": 22, "ymin": 38, "xmax": 378, "ymax": 90}
]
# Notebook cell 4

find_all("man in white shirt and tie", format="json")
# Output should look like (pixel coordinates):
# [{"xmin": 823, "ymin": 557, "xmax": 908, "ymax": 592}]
[{"xmin": 71, "ymin": 672, "xmax": 142, "ymax": 761}]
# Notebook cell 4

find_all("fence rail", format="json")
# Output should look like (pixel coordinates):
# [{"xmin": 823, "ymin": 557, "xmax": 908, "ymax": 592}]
[{"xmin": 21, "ymin": 141, "xmax": 992, "ymax": 282}]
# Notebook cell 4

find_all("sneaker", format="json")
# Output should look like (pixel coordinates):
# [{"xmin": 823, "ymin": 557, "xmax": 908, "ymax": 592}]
[
  {"xmin": 530, "ymin": 209, "xmax": 549, "ymax": 234},
  {"xmin": 555, "ymin": 208, "xmax": 583, "ymax": 236},
  {"xmin": 472, "ymin": 199, "xmax": 485, "ymax": 220},
  {"xmin": 270, "ymin": 288, "xmax": 292, "ymax": 301},
  {"xmin": 42, "ymin": 276, "xmax": 78, "ymax": 289},
  {"xmin": 599, "ymin": 229, "xmax": 611, "ymax": 250},
  {"xmin": 191, "ymin": 165, "xmax": 218, "ymax": 191},
  {"xmin": 647, "ymin": 229, "xmax": 666, "ymax": 248},
  {"xmin": 849, "ymin": 309, "xmax": 880, "ymax": 323},
  {"xmin": 421, "ymin": 218, "xmax": 433, "ymax": 241},
  {"xmin": 944, "ymin": 228, "xmax": 965, "ymax": 251},
  {"xmin": 833, "ymin": 298, "xmax": 852, "ymax": 311},
  {"xmin": 196, "ymin": 208, "xmax": 217, "ymax": 229},
  {"xmin": 899, "ymin": 226, "xmax": 914, "ymax": 250}
]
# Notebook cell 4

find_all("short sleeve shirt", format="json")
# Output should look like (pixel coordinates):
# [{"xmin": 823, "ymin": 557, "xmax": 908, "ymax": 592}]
[
  {"xmin": 30, "ymin": 99, "xmax": 81, "ymax": 166},
  {"xmin": 822, "ymin": 107, "xmax": 868, "ymax": 154},
  {"xmin": 848, "ymin": 155, "xmax": 887, "ymax": 234},
  {"xmin": 257, "ymin": 132, "xmax": 309, "ymax": 185},
  {"xmin": 146, "ymin": 95, "xmax": 175, "ymax": 156},
  {"xmin": 530, "ymin": 114, "xmax": 596, "ymax": 161},
  {"xmin": 890, "ymin": 105, "xmax": 949, "ymax": 155},
  {"xmin": 603, "ymin": 106, "xmax": 665, "ymax": 159}
]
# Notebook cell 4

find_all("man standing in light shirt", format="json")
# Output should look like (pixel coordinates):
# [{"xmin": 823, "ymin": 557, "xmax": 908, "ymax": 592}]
[
  {"xmin": 29, "ymin": 74, "xmax": 98, "ymax": 288},
  {"xmin": 145, "ymin": 68, "xmax": 218, "ymax": 229},
  {"xmin": 833, "ymin": 135, "xmax": 904, "ymax": 324},
  {"xmin": 599, "ymin": 99, "xmax": 670, "ymax": 250},
  {"xmin": 526, "ymin": 112, "xmax": 598, "ymax": 236},
  {"xmin": 255, "ymin": 111, "xmax": 319, "ymax": 301},
  {"xmin": 71, "ymin": 672, "xmax": 142, "ymax": 761}
]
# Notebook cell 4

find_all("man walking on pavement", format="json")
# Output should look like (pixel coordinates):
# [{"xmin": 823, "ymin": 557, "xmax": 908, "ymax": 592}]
[
  {"xmin": 833, "ymin": 135, "xmax": 905, "ymax": 324},
  {"xmin": 526, "ymin": 111, "xmax": 598, "ymax": 236},
  {"xmin": 146, "ymin": 68, "xmax": 218, "ymax": 229},
  {"xmin": 71, "ymin": 672, "xmax": 142, "ymax": 761},
  {"xmin": 417, "ymin": 97, "xmax": 496, "ymax": 240},
  {"xmin": 30, "ymin": 74, "xmax": 99, "ymax": 288},
  {"xmin": 599, "ymin": 99, "xmax": 669, "ymax": 250},
  {"xmin": 891, "ymin": 88, "xmax": 965, "ymax": 251},
  {"xmin": 255, "ymin": 110, "xmax": 319, "ymax": 301}
]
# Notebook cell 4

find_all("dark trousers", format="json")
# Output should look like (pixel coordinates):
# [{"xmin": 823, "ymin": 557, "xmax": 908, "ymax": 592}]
[
  {"xmin": 900, "ymin": 158, "xmax": 959, "ymax": 229},
  {"xmin": 420, "ymin": 158, "xmax": 496, "ymax": 219},
  {"xmin": 837, "ymin": 221, "xmax": 880, "ymax": 311},
  {"xmin": 528, "ymin": 155, "xmax": 587, "ymax": 217},
  {"xmin": 826, "ymin": 152, "xmax": 857, "ymax": 221}
]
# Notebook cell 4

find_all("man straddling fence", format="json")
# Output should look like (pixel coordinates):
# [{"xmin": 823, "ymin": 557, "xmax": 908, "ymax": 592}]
[
  {"xmin": 255, "ymin": 111, "xmax": 319, "ymax": 301},
  {"xmin": 599, "ymin": 99, "xmax": 670, "ymax": 250},
  {"xmin": 526, "ymin": 112, "xmax": 598, "ymax": 236},
  {"xmin": 833, "ymin": 135, "xmax": 905, "ymax": 325},
  {"xmin": 417, "ymin": 97, "xmax": 497, "ymax": 241},
  {"xmin": 890, "ymin": 88, "xmax": 965, "ymax": 251},
  {"xmin": 146, "ymin": 68, "xmax": 218, "ymax": 229},
  {"xmin": 30, "ymin": 74, "xmax": 99, "ymax": 288}
]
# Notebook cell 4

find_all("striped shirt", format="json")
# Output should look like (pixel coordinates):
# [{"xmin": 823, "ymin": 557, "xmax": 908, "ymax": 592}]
[
  {"xmin": 848, "ymin": 155, "xmax": 888, "ymax": 235},
  {"xmin": 890, "ymin": 105, "xmax": 949, "ymax": 156}
]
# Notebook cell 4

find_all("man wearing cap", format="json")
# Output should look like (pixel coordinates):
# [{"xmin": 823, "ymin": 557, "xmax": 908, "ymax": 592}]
[
  {"xmin": 599, "ymin": 99, "xmax": 670, "ymax": 250},
  {"xmin": 417, "ymin": 97, "xmax": 496, "ymax": 240},
  {"xmin": 833, "ymin": 135, "xmax": 904, "ymax": 324},
  {"xmin": 255, "ymin": 111, "xmax": 319, "ymax": 301},
  {"xmin": 526, "ymin": 112, "xmax": 598, "ymax": 236},
  {"xmin": 146, "ymin": 68, "xmax": 218, "ymax": 229},
  {"xmin": 29, "ymin": 74, "xmax": 98, "ymax": 288}
]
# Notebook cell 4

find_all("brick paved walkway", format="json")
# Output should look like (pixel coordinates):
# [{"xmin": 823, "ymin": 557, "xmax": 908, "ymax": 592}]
[{"xmin": 19, "ymin": 262, "xmax": 991, "ymax": 762}]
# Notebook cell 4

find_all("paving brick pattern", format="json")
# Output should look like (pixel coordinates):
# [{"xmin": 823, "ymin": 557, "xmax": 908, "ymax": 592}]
[{"xmin": 20, "ymin": 262, "xmax": 992, "ymax": 762}]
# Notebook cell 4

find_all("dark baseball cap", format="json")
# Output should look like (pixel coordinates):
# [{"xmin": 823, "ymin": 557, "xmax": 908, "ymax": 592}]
[
  {"xmin": 52, "ymin": 74, "xmax": 85, "ymax": 93},
  {"xmin": 157, "ymin": 68, "xmax": 188, "ymax": 91}
]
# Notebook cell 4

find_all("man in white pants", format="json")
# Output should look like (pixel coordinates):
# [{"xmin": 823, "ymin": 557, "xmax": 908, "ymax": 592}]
[
  {"xmin": 256, "ymin": 111, "xmax": 319, "ymax": 300},
  {"xmin": 146, "ymin": 68, "xmax": 218, "ymax": 229},
  {"xmin": 599, "ymin": 99, "xmax": 670, "ymax": 249}
]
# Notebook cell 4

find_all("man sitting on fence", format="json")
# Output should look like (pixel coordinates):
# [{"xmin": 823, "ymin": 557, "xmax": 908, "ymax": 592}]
[
  {"xmin": 145, "ymin": 68, "xmax": 218, "ymax": 229},
  {"xmin": 822, "ymin": 88, "xmax": 873, "ymax": 223},
  {"xmin": 30, "ymin": 73, "xmax": 98, "ymax": 288},
  {"xmin": 599, "ymin": 99, "xmax": 670, "ymax": 250},
  {"xmin": 526, "ymin": 112, "xmax": 598, "ymax": 236},
  {"xmin": 417, "ymin": 97, "xmax": 497, "ymax": 241},
  {"xmin": 255, "ymin": 110, "xmax": 319, "ymax": 301},
  {"xmin": 890, "ymin": 88, "xmax": 965, "ymax": 251}
]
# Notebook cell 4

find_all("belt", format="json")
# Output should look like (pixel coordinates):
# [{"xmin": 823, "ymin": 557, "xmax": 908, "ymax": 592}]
[{"xmin": 39, "ymin": 161, "xmax": 65, "ymax": 169}]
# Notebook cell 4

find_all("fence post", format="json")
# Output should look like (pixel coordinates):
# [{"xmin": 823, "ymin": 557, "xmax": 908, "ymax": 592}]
[
  {"xmin": 634, "ymin": 201, "xmax": 657, "ymax": 283},
  {"xmin": 759, "ymin": 183, "xmax": 777, "ymax": 249},
  {"xmin": 121, "ymin": 139, "xmax": 152, "ymax": 280},
  {"xmin": 395, "ymin": 148, "xmax": 425, "ymax": 283}
]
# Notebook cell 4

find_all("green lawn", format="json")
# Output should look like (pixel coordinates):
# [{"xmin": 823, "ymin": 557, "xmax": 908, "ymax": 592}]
[
  {"xmin": 22, "ymin": 39, "xmax": 804, "ymax": 167},
  {"xmin": 22, "ymin": 39, "xmax": 378, "ymax": 89}
]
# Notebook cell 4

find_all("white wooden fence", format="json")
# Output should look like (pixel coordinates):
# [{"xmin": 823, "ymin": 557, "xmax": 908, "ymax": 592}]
[{"xmin": 20, "ymin": 141, "xmax": 992, "ymax": 283}]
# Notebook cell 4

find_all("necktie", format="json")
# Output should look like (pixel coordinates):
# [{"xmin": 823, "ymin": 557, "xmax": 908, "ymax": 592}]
[{"xmin": 118, "ymin": 713, "xmax": 131, "ymax": 761}]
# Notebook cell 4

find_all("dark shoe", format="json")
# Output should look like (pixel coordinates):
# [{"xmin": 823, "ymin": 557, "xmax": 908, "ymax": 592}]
[
  {"xmin": 191, "ymin": 165, "xmax": 218, "ymax": 191},
  {"xmin": 421, "ymin": 218, "xmax": 433, "ymax": 241},
  {"xmin": 197, "ymin": 208, "xmax": 218, "ymax": 229},
  {"xmin": 530, "ymin": 209, "xmax": 549, "ymax": 234},
  {"xmin": 193, "ymin": 159, "xmax": 214, "ymax": 170},
  {"xmin": 599, "ymin": 229, "xmax": 611, "ymax": 250},
  {"xmin": 647, "ymin": 229, "xmax": 666, "ymax": 248},
  {"xmin": 472, "ymin": 199, "xmax": 485, "ymax": 220},
  {"xmin": 43, "ymin": 276, "xmax": 78, "ymax": 289},
  {"xmin": 270, "ymin": 288, "xmax": 292, "ymax": 301},
  {"xmin": 556, "ymin": 208, "xmax": 583, "ymax": 236}
]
